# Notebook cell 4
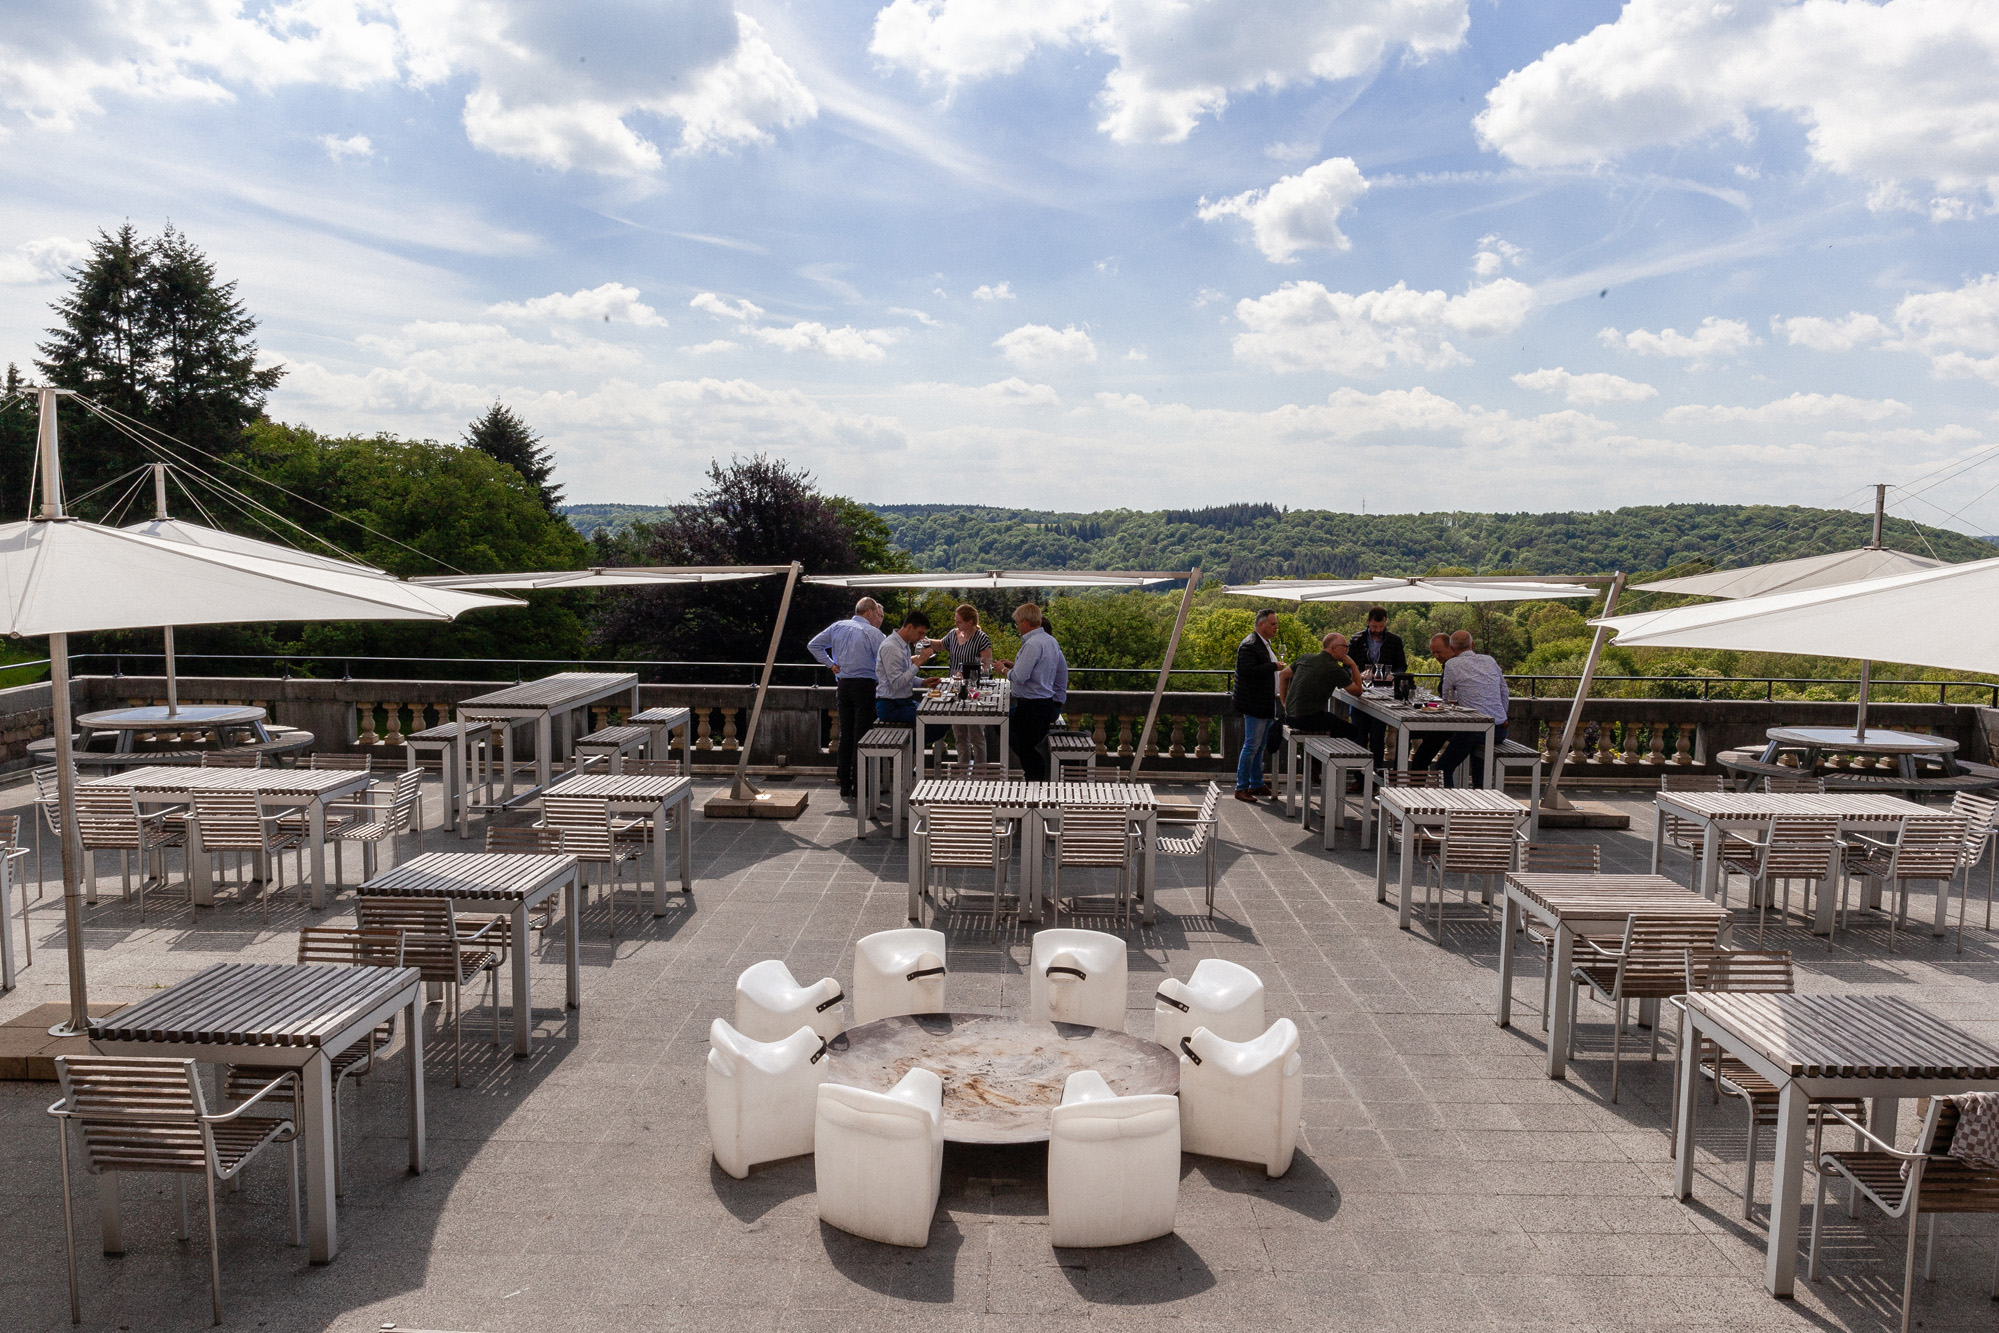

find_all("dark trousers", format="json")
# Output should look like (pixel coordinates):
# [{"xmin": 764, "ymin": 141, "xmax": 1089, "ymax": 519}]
[
  {"xmin": 1365, "ymin": 717, "xmax": 1390, "ymax": 769},
  {"xmin": 1439, "ymin": 724, "xmax": 1507, "ymax": 789},
  {"xmin": 1010, "ymin": 698, "xmax": 1062, "ymax": 781},
  {"xmin": 1284, "ymin": 712, "xmax": 1366, "ymax": 746},
  {"xmin": 875, "ymin": 697, "xmax": 949, "ymax": 749},
  {"xmin": 835, "ymin": 677, "xmax": 876, "ymax": 795}
]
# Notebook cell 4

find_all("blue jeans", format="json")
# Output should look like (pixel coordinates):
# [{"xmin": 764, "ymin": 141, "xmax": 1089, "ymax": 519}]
[
  {"xmin": 876, "ymin": 697, "xmax": 918, "ymax": 727},
  {"xmin": 1237, "ymin": 714, "xmax": 1273, "ymax": 791}
]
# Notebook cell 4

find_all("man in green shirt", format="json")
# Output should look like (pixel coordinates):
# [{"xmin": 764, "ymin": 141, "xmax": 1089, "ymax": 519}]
[{"xmin": 1278, "ymin": 632, "xmax": 1367, "ymax": 744}]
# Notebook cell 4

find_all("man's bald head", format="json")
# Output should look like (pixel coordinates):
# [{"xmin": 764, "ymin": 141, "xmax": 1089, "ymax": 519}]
[
  {"xmin": 1323, "ymin": 632, "xmax": 1348, "ymax": 654},
  {"xmin": 1450, "ymin": 630, "xmax": 1474, "ymax": 652}
]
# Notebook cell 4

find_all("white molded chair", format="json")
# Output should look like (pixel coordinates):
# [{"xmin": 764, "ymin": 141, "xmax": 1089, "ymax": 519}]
[
  {"xmin": 1047, "ymin": 1069, "xmax": 1180, "ymax": 1248},
  {"xmin": 735, "ymin": 960, "xmax": 845, "ymax": 1042},
  {"xmin": 1029, "ymin": 928, "xmax": 1127, "ymax": 1031},
  {"xmin": 814, "ymin": 1069, "xmax": 945, "ymax": 1247},
  {"xmin": 1153, "ymin": 959, "xmax": 1266, "ymax": 1050},
  {"xmin": 706, "ymin": 1019, "xmax": 829, "ymax": 1180},
  {"xmin": 851, "ymin": 929, "xmax": 947, "ymax": 1026},
  {"xmin": 1177, "ymin": 1018, "xmax": 1304, "ymax": 1178}
]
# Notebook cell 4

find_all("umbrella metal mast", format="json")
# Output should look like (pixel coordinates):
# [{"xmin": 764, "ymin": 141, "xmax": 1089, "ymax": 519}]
[
  {"xmin": 152, "ymin": 464, "xmax": 180, "ymax": 718},
  {"xmin": 36, "ymin": 389, "xmax": 90, "ymax": 1035}
]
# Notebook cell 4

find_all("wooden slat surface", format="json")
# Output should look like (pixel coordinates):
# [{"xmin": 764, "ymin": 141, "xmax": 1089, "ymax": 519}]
[
  {"xmin": 1688, "ymin": 992, "xmax": 1999, "ymax": 1079},
  {"xmin": 1349, "ymin": 692, "xmax": 1492, "ymax": 723},
  {"xmin": 917, "ymin": 681, "xmax": 1011, "ymax": 717},
  {"xmin": 1506, "ymin": 872, "xmax": 1731, "ymax": 922},
  {"xmin": 1377, "ymin": 787, "xmax": 1522, "ymax": 816},
  {"xmin": 84, "ymin": 767, "xmax": 369, "ymax": 798},
  {"xmin": 90, "ymin": 962, "xmax": 418, "ymax": 1047},
  {"xmin": 630, "ymin": 706, "xmax": 690, "ymax": 725},
  {"xmin": 909, "ymin": 780, "xmax": 1157, "ymax": 809},
  {"xmin": 361, "ymin": 851, "xmax": 575, "ymax": 902},
  {"xmin": 545, "ymin": 773, "xmax": 691, "ymax": 802},
  {"xmin": 1657, "ymin": 791, "xmax": 1924, "ymax": 820},
  {"xmin": 575, "ymin": 725, "xmax": 650, "ymax": 746},
  {"xmin": 457, "ymin": 672, "xmax": 636, "ymax": 712}
]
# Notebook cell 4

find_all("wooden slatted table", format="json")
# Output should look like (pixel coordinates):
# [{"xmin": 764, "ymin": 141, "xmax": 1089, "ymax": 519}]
[
  {"xmin": 1340, "ymin": 689, "xmax": 1499, "ymax": 787},
  {"xmin": 540, "ymin": 772, "xmax": 693, "ymax": 912},
  {"xmin": 629, "ymin": 705, "xmax": 692, "ymax": 775},
  {"xmin": 360, "ymin": 851, "xmax": 580, "ymax": 1054},
  {"xmin": 1497, "ymin": 872, "xmax": 1732, "ymax": 1078},
  {"xmin": 1374, "ymin": 787, "xmax": 1526, "ymax": 930},
  {"xmin": 915, "ymin": 679, "xmax": 1010, "ymax": 781},
  {"xmin": 452, "ymin": 673, "xmax": 639, "ymax": 837},
  {"xmin": 1651, "ymin": 791, "xmax": 1930, "ymax": 932},
  {"xmin": 1673, "ymin": 992, "xmax": 1999, "ymax": 1297},
  {"xmin": 84, "ymin": 766, "xmax": 375, "ymax": 909},
  {"xmin": 906, "ymin": 780, "xmax": 1159, "ymax": 925},
  {"xmin": 88, "ymin": 961, "xmax": 425, "ymax": 1264}
]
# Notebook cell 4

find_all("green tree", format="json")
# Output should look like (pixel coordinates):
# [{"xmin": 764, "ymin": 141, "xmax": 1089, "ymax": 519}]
[
  {"xmin": 0, "ymin": 364, "xmax": 34, "ymax": 519},
  {"xmin": 463, "ymin": 403, "xmax": 561, "ymax": 514}
]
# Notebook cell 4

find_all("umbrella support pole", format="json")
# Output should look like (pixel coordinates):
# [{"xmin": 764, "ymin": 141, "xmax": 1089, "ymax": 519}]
[
  {"xmin": 50, "ymin": 631, "xmax": 90, "ymax": 1036},
  {"xmin": 1855, "ymin": 659, "xmax": 1872, "ymax": 742},
  {"xmin": 1542, "ymin": 571, "xmax": 1625, "ymax": 812},
  {"xmin": 708, "ymin": 562, "xmax": 810, "ymax": 820},
  {"xmin": 1128, "ymin": 569, "xmax": 1200, "ymax": 783}
]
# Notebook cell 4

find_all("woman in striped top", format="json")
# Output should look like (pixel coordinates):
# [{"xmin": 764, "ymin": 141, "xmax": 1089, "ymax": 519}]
[{"xmin": 945, "ymin": 604, "xmax": 994, "ymax": 771}]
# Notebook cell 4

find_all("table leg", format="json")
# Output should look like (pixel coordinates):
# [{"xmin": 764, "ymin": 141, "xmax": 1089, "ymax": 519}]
[
  {"xmin": 1649, "ymin": 803, "xmax": 1665, "ymax": 875},
  {"xmin": 1931, "ymin": 875, "xmax": 1950, "ymax": 936},
  {"xmin": 999, "ymin": 713, "xmax": 1010, "ymax": 779},
  {"xmin": 0, "ymin": 856, "xmax": 15, "ymax": 991},
  {"xmin": 1548, "ymin": 924, "xmax": 1575, "ymax": 1079},
  {"xmin": 1396, "ymin": 817, "xmax": 1416, "ymax": 930},
  {"xmin": 188, "ymin": 819, "xmax": 214, "ymax": 907},
  {"xmin": 1766, "ymin": 1082, "xmax": 1809, "ymax": 1296},
  {"xmin": 536, "ymin": 716, "xmax": 550, "ymax": 797},
  {"xmin": 1396, "ymin": 725, "xmax": 1410, "ymax": 772},
  {"xmin": 856, "ymin": 756, "xmax": 869, "ymax": 840},
  {"xmin": 678, "ymin": 795, "xmax": 692, "ymax": 893},
  {"xmin": 404, "ymin": 993, "xmax": 426, "ymax": 1173},
  {"xmin": 652, "ymin": 799, "xmax": 669, "ymax": 916},
  {"xmin": 301, "ymin": 1052, "xmax": 337, "ymax": 1262},
  {"xmin": 308, "ymin": 800, "xmax": 327, "ymax": 910},
  {"xmin": 1496, "ymin": 893, "xmax": 1518, "ymax": 1027},
  {"xmin": 1482, "ymin": 724, "xmax": 1496, "ymax": 790},
  {"xmin": 1673, "ymin": 1013, "xmax": 1701, "ymax": 1198},
  {"xmin": 907, "ymin": 804, "xmax": 924, "ymax": 922},
  {"xmin": 893, "ymin": 753, "xmax": 907, "ymax": 841},
  {"xmin": 510, "ymin": 903, "xmax": 531, "ymax": 1055},
  {"xmin": 1700, "ymin": 823, "xmax": 1720, "ymax": 901},
  {"xmin": 1872, "ymin": 1095, "xmax": 1900, "ymax": 1148},
  {"xmin": 1141, "ymin": 811, "xmax": 1156, "ymax": 925},
  {"xmin": 456, "ymin": 721, "xmax": 471, "ymax": 839},
  {"xmin": 1375, "ymin": 809, "xmax": 1390, "ymax": 902},
  {"xmin": 562, "ymin": 874, "xmax": 581, "ymax": 1004}
]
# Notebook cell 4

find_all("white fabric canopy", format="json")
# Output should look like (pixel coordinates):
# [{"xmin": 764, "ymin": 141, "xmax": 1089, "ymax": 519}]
[
  {"xmin": 123, "ymin": 517, "xmax": 390, "ymax": 576},
  {"xmin": 0, "ymin": 517, "xmax": 516, "ymax": 636},
  {"xmin": 1230, "ymin": 577, "xmax": 1597, "ymax": 604},
  {"xmin": 415, "ymin": 566, "xmax": 783, "ymax": 591},
  {"xmin": 1596, "ymin": 555, "xmax": 1999, "ymax": 674},
  {"xmin": 805, "ymin": 570, "xmax": 1180, "ymax": 589},
  {"xmin": 1632, "ymin": 546, "xmax": 1945, "ymax": 599}
]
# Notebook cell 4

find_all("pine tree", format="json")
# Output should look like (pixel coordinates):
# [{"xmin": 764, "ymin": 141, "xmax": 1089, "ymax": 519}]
[
  {"xmin": 34, "ymin": 223, "xmax": 283, "ymax": 499},
  {"xmin": 462, "ymin": 403, "xmax": 561, "ymax": 514},
  {"xmin": 0, "ymin": 364, "xmax": 35, "ymax": 519}
]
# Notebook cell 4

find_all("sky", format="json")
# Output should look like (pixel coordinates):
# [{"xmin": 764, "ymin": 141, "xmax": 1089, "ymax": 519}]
[{"xmin": 3, "ymin": 1, "xmax": 1999, "ymax": 534}]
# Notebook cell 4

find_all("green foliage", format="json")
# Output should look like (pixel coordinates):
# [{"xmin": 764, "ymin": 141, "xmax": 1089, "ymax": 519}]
[
  {"xmin": 463, "ymin": 403, "xmax": 560, "ymax": 514},
  {"xmin": 1046, "ymin": 593, "xmax": 1167, "ymax": 672},
  {"xmin": 1527, "ymin": 605, "xmax": 1588, "ymax": 645}
]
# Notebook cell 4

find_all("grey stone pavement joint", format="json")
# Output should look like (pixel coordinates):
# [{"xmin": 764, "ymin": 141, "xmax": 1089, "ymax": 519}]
[{"xmin": 0, "ymin": 772, "xmax": 1995, "ymax": 1331}]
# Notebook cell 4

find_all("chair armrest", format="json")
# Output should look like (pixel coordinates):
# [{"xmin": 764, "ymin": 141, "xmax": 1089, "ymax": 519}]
[
  {"xmin": 204, "ymin": 1072, "xmax": 297, "ymax": 1123},
  {"xmin": 458, "ymin": 916, "xmax": 502, "ymax": 946},
  {"xmin": 1819, "ymin": 1104, "xmax": 1922, "ymax": 1158},
  {"xmin": 1843, "ymin": 832, "xmax": 1894, "ymax": 852}
]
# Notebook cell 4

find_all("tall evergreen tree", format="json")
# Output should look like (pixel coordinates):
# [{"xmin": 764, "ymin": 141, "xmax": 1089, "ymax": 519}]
[
  {"xmin": 0, "ymin": 364, "xmax": 35, "ymax": 519},
  {"xmin": 463, "ymin": 402, "xmax": 561, "ymax": 514},
  {"xmin": 34, "ymin": 223, "xmax": 282, "ymax": 499}
]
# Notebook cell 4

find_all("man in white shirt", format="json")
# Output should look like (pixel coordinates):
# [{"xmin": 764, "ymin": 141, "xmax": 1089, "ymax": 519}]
[
  {"xmin": 875, "ymin": 609, "xmax": 938, "ymax": 728},
  {"xmin": 1436, "ymin": 629, "xmax": 1509, "ymax": 788}
]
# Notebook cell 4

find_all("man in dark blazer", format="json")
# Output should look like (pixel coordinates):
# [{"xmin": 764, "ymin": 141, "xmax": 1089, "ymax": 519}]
[{"xmin": 1349, "ymin": 607, "xmax": 1406, "ymax": 768}]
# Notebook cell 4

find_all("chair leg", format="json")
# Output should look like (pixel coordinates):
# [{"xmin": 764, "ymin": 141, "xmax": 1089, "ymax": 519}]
[
  {"xmin": 1809, "ymin": 1165, "xmax": 1828, "ymax": 1281},
  {"xmin": 453, "ymin": 982, "xmax": 463, "ymax": 1088},
  {"xmin": 1901, "ymin": 1203, "xmax": 1922, "ymax": 1333},
  {"xmin": 1924, "ymin": 1212, "xmax": 1937, "ymax": 1281},
  {"xmin": 1610, "ymin": 997, "xmax": 1624, "ymax": 1103},
  {"xmin": 57, "ymin": 1119, "xmax": 78, "ymax": 1324},
  {"xmin": 1743, "ymin": 1111, "xmax": 1758, "ymax": 1220},
  {"xmin": 204, "ymin": 1168, "xmax": 223, "ymax": 1326},
  {"xmin": 287, "ymin": 1139, "xmax": 301, "ymax": 1246}
]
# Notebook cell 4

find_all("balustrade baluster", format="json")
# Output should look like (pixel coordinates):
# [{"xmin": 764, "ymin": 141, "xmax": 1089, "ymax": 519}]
[
  {"xmin": 1674, "ymin": 726, "xmax": 1695, "ymax": 765},
  {"xmin": 1620, "ymin": 722, "xmax": 1639, "ymax": 764},
  {"xmin": 1091, "ymin": 716, "xmax": 1108, "ymax": 757},
  {"xmin": 358, "ymin": 702, "xmax": 378, "ymax": 747},
  {"xmin": 721, "ymin": 709, "xmax": 739, "ymax": 751},
  {"xmin": 385, "ymin": 704, "xmax": 405, "ymax": 747},
  {"xmin": 695, "ymin": 710, "xmax": 714, "ymax": 751},
  {"xmin": 1168, "ymin": 717, "xmax": 1185, "ymax": 759}
]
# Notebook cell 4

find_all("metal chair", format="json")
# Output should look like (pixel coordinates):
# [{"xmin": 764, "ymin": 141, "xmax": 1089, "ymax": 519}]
[
  {"xmin": 188, "ymin": 790, "xmax": 302, "ymax": 921},
  {"xmin": 0, "ymin": 813, "xmax": 30, "ymax": 969},
  {"xmin": 485, "ymin": 824, "xmax": 568, "ymax": 932},
  {"xmin": 199, "ymin": 751, "xmax": 262, "ymax": 769},
  {"xmin": 1156, "ymin": 781, "xmax": 1222, "ymax": 918},
  {"xmin": 1419, "ymin": 809, "xmax": 1516, "ymax": 940},
  {"xmin": 1948, "ymin": 790, "xmax": 1998, "ymax": 935},
  {"xmin": 1043, "ymin": 805, "xmax": 1138, "ymax": 929},
  {"xmin": 1810, "ymin": 1096, "xmax": 1999, "ymax": 1333},
  {"xmin": 539, "ymin": 795, "xmax": 643, "ymax": 936},
  {"xmin": 224, "ymin": 927, "xmax": 404, "ymax": 1196},
  {"xmin": 355, "ymin": 897, "xmax": 500, "ymax": 1087},
  {"xmin": 326, "ymin": 769, "xmax": 424, "ymax": 883},
  {"xmin": 1518, "ymin": 841, "xmax": 1601, "ymax": 1032},
  {"xmin": 1763, "ymin": 772, "xmax": 1826, "ymax": 793},
  {"xmin": 916, "ymin": 803, "xmax": 1013, "ymax": 930},
  {"xmin": 1717, "ymin": 814, "xmax": 1842, "ymax": 944},
  {"xmin": 75, "ymin": 788, "xmax": 186, "ymax": 919},
  {"xmin": 1568, "ymin": 914, "xmax": 1724, "ymax": 1102},
  {"xmin": 31, "ymin": 765, "xmax": 60, "ymax": 899},
  {"xmin": 1842, "ymin": 815, "xmax": 1969, "ymax": 944},
  {"xmin": 49, "ymin": 1055, "xmax": 300, "ymax": 1326},
  {"xmin": 1382, "ymin": 769, "xmax": 1442, "ymax": 788}
]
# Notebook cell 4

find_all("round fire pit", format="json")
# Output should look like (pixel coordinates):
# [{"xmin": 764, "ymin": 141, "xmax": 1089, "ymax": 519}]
[{"xmin": 824, "ymin": 1012, "xmax": 1178, "ymax": 1145}]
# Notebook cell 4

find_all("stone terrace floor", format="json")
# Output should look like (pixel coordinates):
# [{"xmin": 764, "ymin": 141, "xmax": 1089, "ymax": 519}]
[{"xmin": 1, "ymin": 771, "xmax": 1997, "ymax": 1332}]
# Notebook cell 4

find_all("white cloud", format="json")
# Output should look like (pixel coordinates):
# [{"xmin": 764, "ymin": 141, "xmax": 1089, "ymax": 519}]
[
  {"xmin": 972, "ymin": 281, "xmax": 1015, "ymax": 300},
  {"xmin": 683, "ymin": 340, "xmax": 743, "ymax": 355},
  {"xmin": 869, "ymin": 0, "xmax": 1469, "ymax": 144},
  {"xmin": 690, "ymin": 292, "xmax": 767, "ymax": 323},
  {"xmin": 1475, "ymin": 0, "xmax": 1999, "ymax": 214},
  {"xmin": 0, "ymin": 3, "xmax": 814, "ymax": 176},
  {"xmin": 889, "ymin": 306, "xmax": 941, "ymax": 326},
  {"xmin": 318, "ymin": 133, "xmax": 372, "ymax": 161},
  {"xmin": 1511, "ymin": 367, "xmax": 1656, "ymax": 406},
  {"xmin": 0, "ymin": 235, "xmax": 89, "ymax": 285},
  {"xmin": 1197, "ymin": 157, "xmax": 1369, "ymax": 262},
  {"xmin": 488, "ymin": 282, "xmax": 666, "ymax": 327},
  {"xmin": 1193, "ymin": 287, "xmax": 1227, "ymax": 308},
  {"xmin": 1774, "ymin": 313, "xmax": 1894, "ymax": 352},
  {"xmin": 1232, "ymin": 278, "xmax": 1534, "ymax": 375},
  {"xmin": 995, "ymin": 323, "xmax": 1098, "ymax": 368},
  {"xmin": 1663, "ymin": 393, "xmax": 1912, "ymax": 426},
  {"xmin": 903, "ymin": 377, "xmax": 1062, "ymax": 407},
  {"xmin": 753, "ymin": 322, "xmax": 902, "ymax": 360},
  {"xmin": 1473, "ymin": 235, "xmax": 1523, "ymax": 277},
  {"xmin": 1778, "ymin": 274, "xmax": 1999, "ymax": 384},
  {"xmin": 1599, "ymin": 317, "xmax": 1756, "ymax": 366},
  {"xmin": 356, "ymin": 320, "xmax": 644, "ymax": 379},
  {"xmin": 1125, "ymin": 348, "xmax": 1148, "ymax": 361}
]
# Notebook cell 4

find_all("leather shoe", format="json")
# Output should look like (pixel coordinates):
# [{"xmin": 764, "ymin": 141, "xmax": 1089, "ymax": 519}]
[
  {"xmin": 1233, "ymin": 789, "xmax": 1259, "ymax": 803},
  {"xmin": 1250, "ymin": 785, "xmax": 1273, "ymax": 797}
]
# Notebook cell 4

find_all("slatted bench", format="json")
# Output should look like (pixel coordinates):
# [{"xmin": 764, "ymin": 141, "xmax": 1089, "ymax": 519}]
[
  {"xmin": 630, "ymin": 706, "xmax": 691, "ymax": 775},
  {"xmin": 405, "ymin": 722, "xmax": 493, "ymax": 833},
  {"xmin": 1495, "ymin": 739, "xmax": 1545, "ymax": 838},
  {"xmin": 1298, "ymin": 736, "xmax": 1375, "ymax": 850},
  {"xmin": 1048, "ymin": 729, "xmax": 1096, "ymax": 781},
  {"xmin": 858, "ymin": 726, "xmax": 914, "ymax": 841},
  {"xmin": 572, "ymin": 723, "xmax": 651, "ymax": 774}
]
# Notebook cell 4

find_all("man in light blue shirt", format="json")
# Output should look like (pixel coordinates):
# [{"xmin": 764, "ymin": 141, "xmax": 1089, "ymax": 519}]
[
  {"xmin": 807, "ymin": 597, "xmax": 886, "ymax": 799},
  {"xmin": 1005, "ymin": 602, "xmax": 1067, "ymax": 779},
  {"xmin": 1436, "ymin": 629, "xmax": 1510, "ymax": 788},
  {"xmin": 875, "ymin": 610, "xmax": 939, "ymax": 726}
]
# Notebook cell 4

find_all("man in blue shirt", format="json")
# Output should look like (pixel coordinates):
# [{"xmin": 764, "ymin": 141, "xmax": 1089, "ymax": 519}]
[
  {"xmin": 1005, "ymin": 602, "xmax": 1068, "ymax": 780},
  {"xmin": 808, "ymin": 597, "xmax": 886, "ymax": 799}
]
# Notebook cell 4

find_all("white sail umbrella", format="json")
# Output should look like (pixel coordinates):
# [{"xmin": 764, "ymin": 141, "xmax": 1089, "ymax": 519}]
[
  {"xmin": 1633, "ymin": 546, "xmax": 1945, "ymax": 599},
  {"xmin": 415, "ymin": 566, "xmax": 780, "ymax": 591},
  {"xmin": 17, "ymin": 388, "xmax": 518, "ymax": 1033},
  {"xmin": 1228, "ymin": 576, "xmax": 1598, "ymax": 603}
]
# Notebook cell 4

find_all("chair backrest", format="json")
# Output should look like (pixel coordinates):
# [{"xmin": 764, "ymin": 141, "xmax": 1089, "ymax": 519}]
[
  {"xmin": 1758, "ymin": 815, "xmax": 1842, "ymax": 878},
  {"xmin": 1612, "ymin": 915, "xmax": 1724, "ymax": 998},
  {"xmin": 355, "ymin": 897, "xmax": 466, "ymax": 984},
  {"xmin": 1439, "ymin": 811, "xmax": 1518, "ymax": 874},
  {"xmin": 486, "ymin": 824, "xmax": 567, "ymax": 854},
  {"xmin": 1661, "ymin": 774, "xmax": 1725, "ymax": 792},
  {"xmin": 189, "ymin": 789, "xmax": 272, "ymax": 852},
  {"xmin": 1383, "ymin": 769, "xmax": 1441, "ymax": 788},
  {"xmin": 1763, "ymin": 773, "xmax": 1826, "ymax": 793},
  {"xmin": 1950, "ymin": 792, "xmax": 1998, "ymax": 858},
  {"xmin": 1889, "ymin": 815, "xmax": 1971, "ymax": 878},
  {"xmin": 54, "ymin": 1056, "xmax": 208, "ymax": 1172},
  {"xmin": 297, "ymin": 925, "xmax": 406, "ymax": 968},
  {"xmin": 1521, "ymin": 842, "xmax": 1599, "ymax": 874},
  {"xmin": 1055, "ymin": 805, "xmax": 1132, "ymax": 866},
  {"xmin": 201, "ymin": 751, "xmax": 262, "ymax": 768},
  {"xmin": 615, "ymin": 759, "xmax": 682, "ymax": 777},
  {"xmin": 1694, "ymin": 948, "xmax": 1794, "ymax": 994},
  {"xmin": 73, "ymin": 789, "xmax": 145, "ymax": 850},
  {"xmin": 540, "ymin": 796, "xmax": 616, "ymax": 860},
  {"xmin": 309, "ymin": 754, "xmax": 374, "ymax": 771},
  {"xmin": 0, "ymin": 812, "xmax": 20, "ymax": 849},
  {"xmin": 923, "ymin": 804, "xmax": 1005, "ymax": 868},
  {"xmin": 383, "ymin": 768, "xmax": 423, "ymax": 818}
]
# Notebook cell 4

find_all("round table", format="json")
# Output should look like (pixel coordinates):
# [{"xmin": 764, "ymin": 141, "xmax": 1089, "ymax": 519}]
[
  {"xmin": 824, "ymin": 1013, "xmax": 1179, "ymax": 1145},
  {"xmin": 78, "ymin": 704, "xmax": 268, "ymax": 736}
]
